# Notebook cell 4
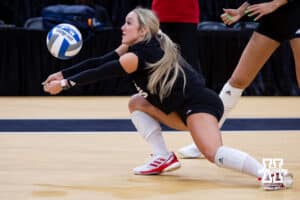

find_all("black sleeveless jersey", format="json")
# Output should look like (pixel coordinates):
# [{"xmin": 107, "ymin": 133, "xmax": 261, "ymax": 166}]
[{"xmin": 128, "ymin": 37, "xmax": 206, "ymax": 114}]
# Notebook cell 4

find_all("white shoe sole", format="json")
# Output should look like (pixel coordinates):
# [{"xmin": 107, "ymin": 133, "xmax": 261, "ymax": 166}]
[{"xmin": 163, "ymin": 162, "xmax": 181, "ymax": 172}]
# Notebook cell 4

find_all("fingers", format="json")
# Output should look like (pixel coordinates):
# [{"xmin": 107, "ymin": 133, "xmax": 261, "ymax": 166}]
[
  {"xmin": 42, "ymin": 76, "xmax": 54, "ymax": 86},
  {"xmin": 43, "ymin": 82, "xmax": 53, "ymax": 93},
  {"xmin": 247, "ymin": 5, "xmax": 260, "ymax": 11},
  {"xmin": 220, "ymin": 13, "xmax": 227, "ymax": 22},
  {"xmin": 221, "ymin": 8, "xmax": 241, "ymax": 25},
  {"xmin": 246, "ymin": 6, "xmax": 265, "ymax": 21},
  {"xmin": 248, "ymin": 10, "xmax": 261, "ymax": 17},
  {"xmin": 42, "ymin": 80, "xmax": 62, "ymax": 95},
  {"xmin": 221, "ymin": 13, "xmax": 232, "ymax": 25},
  {"xmin": 43, "ymin": 83, "xmax": 49, "ymax": 92},
  {"xmin": 41, "ymin": 72, "xmax": 63, "ymax": 85},
  {"xmin": 222, "ymin": 8, "xmax": 230, "ymax": 14},
  {"xmin": 254, "ymin": 13, "xmax": 264, "ymax": 21},
  {"xmin": 41, "ymin": 79, "xmax": 49, "ymax": 86}
]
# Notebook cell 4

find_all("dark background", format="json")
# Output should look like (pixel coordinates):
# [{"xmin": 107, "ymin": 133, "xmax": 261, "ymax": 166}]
[{"xmin": 0, "ymin": 0, "xmax": 299, "ymax": 96}]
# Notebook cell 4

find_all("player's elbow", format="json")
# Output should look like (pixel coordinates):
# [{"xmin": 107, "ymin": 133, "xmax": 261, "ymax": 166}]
[{"xmin": 119, "ymin": 53, "xmax": 139, "ymax": 74}]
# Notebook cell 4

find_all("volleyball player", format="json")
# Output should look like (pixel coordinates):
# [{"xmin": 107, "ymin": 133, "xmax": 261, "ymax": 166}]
[{"xmin": 43, "ymin": 8, "xmax": 293, "ymax": 190}]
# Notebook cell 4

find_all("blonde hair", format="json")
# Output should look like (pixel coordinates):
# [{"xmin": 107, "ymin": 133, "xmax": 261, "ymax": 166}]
[{"xmin": 133, "ymin": 8, "xmax": 186, "ymax": 101}]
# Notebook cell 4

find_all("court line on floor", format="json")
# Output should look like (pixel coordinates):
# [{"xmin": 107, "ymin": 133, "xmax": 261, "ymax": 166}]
[{"xmin": 0, "ymin": 118, "xmax": 299, "ymax": 132}]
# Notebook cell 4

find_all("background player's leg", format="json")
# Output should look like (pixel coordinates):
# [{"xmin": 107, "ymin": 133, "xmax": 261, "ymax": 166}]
[{"xmin": 290, "ymin": 38, "xmax": 300, "ymax": 88}]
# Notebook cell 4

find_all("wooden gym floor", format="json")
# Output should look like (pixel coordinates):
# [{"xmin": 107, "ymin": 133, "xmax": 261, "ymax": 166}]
[{"xmin": 0, "ymin": 96, "xmax": 299, "ymax": 200}]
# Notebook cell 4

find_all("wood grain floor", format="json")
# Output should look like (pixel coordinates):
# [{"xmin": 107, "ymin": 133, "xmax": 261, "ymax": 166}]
[{"xmin": 0, "ymin": 97, "xmax": 299, "ymax": 200}]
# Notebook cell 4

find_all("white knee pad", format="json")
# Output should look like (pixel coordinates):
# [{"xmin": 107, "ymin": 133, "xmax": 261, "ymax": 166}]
[
  {"xmin": 131, "ymin": 111, "xmax": 161, "ymax": 140},
  {"xmin": 214, "ymin": 146, "xmax": 248, "ymax": 171}
]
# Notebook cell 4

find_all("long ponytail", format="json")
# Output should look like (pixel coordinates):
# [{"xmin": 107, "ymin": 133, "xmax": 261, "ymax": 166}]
[
  {"xmin": 147, "ymin": 31, "xmax": 186, "ymax": 101},
  {"xmin": 133, "ymin": 8, "xmax": 187, "ymax": 101}
]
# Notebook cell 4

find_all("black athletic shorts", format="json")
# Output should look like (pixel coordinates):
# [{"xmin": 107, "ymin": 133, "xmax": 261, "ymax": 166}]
[
  {"xmin": 255, "ymin": 3, "xmax": 300, "ymax": 42},
  {"xmin": 176, "ymin": 87, "xmax": 224, "ymax": 124}
]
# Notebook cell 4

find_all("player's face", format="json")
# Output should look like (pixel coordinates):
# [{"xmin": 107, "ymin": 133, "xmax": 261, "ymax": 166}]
[{"xmin": 121, "ymin": 12, "xmax": 145, "ymax": 45}]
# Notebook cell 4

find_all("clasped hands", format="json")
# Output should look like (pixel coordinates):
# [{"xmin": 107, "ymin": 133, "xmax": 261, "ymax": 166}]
[{"xmin": 42, "ymin": 71, "xmax": 64, "ymax": 95}]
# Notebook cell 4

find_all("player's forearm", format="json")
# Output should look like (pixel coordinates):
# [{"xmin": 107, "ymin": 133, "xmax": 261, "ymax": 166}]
[
  {"xmin": 272, "ymin": 0, "xmax": 289, "ymax": 8},
  {"xmin": 66, "ymin": 60, "xmax": 127, "ymax": 86},
  {"xmin": 268, "ymin": 0, "xmax": 289, "ymax": 12},
  {"xmin": 61, "ymin": 51, "xmax": 119, "ymax": 78}
]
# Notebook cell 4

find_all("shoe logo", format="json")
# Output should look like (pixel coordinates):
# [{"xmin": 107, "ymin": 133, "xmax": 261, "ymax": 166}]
[
  {"xmin": 218, "ymin": 157, "xmax": 224, "ymax": 164},
  {"xmin": 296, "ymin": 29, "xmax": 300, "ymax": 35},
  {"xmin": 226, "ymin": 90, "xmax": 231, "ymax": 96}
]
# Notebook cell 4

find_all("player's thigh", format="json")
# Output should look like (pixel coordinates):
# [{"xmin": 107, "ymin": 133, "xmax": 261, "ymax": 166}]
[
  {"xmin": 290, "ymin": 37, "xmax": 300, "ymax": 86},
  {"xmin": 186, "ymin": 113, "xmax": 222, "ymax": 162}
]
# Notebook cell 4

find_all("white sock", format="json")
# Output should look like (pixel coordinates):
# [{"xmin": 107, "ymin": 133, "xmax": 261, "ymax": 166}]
[
  {"xmin": 218, "ymin": 82, "xmax": 244, "ymax": 127},
  {"xmin": 215, "ymin": 146, "xmax": 263, "ymax": 177},
  {"xmin": 131, "ymin": 111, "xmax": 169, "ymax": 156}
]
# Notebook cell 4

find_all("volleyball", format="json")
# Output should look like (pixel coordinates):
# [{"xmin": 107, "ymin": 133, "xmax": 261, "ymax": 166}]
[{"xmin": 46, "ymin": 23, "xmax": 82, "ymax": 60}]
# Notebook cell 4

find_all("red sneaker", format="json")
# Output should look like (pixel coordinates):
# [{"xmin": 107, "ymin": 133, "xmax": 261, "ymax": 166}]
[{"xmin": 133, "ymin": 152, "xmax": 181, "ymax": 175}]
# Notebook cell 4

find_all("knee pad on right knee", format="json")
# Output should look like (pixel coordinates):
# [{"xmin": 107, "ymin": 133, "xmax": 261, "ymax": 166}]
[
  {"xmin": 131, "ymin": 110, "xmax": 161, "ymax": 140},
  {"xmin": 128, "ymin": 94, "xmax": 145, "ymax": 113}
]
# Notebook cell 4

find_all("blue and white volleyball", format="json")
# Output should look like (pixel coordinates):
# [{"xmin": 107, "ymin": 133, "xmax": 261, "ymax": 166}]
[{"xmin": 46, "ymin": 23, "xmax": 82, "ymax": 60}]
